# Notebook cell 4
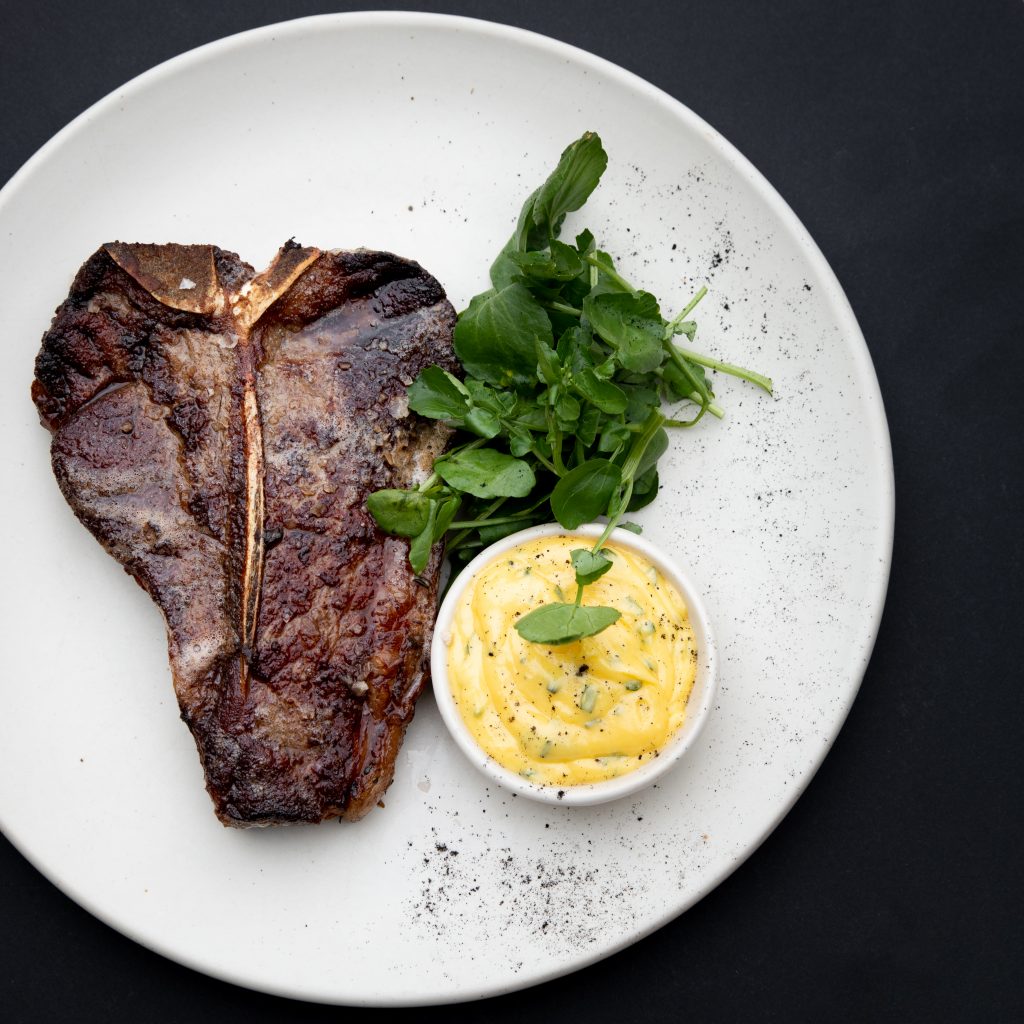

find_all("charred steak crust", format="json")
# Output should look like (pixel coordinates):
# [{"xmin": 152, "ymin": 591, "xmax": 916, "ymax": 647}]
[{"xmin": 32, "ymin": 242, "xmax": 458, "ymax": 825}]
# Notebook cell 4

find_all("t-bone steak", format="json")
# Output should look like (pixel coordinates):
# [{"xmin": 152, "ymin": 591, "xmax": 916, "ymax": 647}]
[{"xmin": 31, "ymin": 240, "xmax": 457, "ymax": 825}]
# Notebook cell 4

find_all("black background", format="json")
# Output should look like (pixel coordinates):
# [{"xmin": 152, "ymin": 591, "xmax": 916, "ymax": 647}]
[{"xmin": 2, "ymin": 2, "xmax": 1021, "ymax": 1021}]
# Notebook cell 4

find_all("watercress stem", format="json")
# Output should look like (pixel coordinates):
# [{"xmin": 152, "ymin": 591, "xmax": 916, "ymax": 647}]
[
  {"xmin": 675, "ymin": 285, "xmax": 708, "ymax": 323},
  {"xmin": 542, "ymin": 300, "xmax": 582, "ymax": 317},
  {"xmin": 546, "ymin": 408, "xmax": 567, "ymax": 476},
  {"xmin": 530, "ymin": 447, "xmax": 558, "ymax": 475},
  {"xmin": 664, "ymin": 392, "xmax": 724, "ymax": 426},
  {"xmin": 592, "ymin": 409, "xmax": 666, "ymax": 552},
  {"xmin": 444, "ymin": 496, "xmax": 507, "ymax": 552},
  {"xmin": 584, "ymin": 254, "xmax": 637, "ymax": 295},
  {"xmin": 449, "ymin": 513, "xmax": 533, "ymax": 530},
  {"xmin": 593, "ymin": 483, "xmax": 633, "ymax": 552},
  {"xmin": 689, "ymin": 392, "xmax": 724, "ymax": 418},
  {"xmin": 434, "ymin": 437, "xmax": 486, "ymax": 470},
  {"xmin": 620, "ymin": 409, "xmax": 666, "ymax": 482},
  {"xmin": 673, "ymin": 345, "xmax": 774, "ymax": 394},
  {"xmin": 663, "ymin": 343, "xmax": 709, "ymax": 426}
]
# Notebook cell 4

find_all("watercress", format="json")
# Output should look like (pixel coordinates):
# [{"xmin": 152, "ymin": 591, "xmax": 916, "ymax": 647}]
[{"xmin": 366, "ymin": 132, "xmax": 772, "ymax": 643}]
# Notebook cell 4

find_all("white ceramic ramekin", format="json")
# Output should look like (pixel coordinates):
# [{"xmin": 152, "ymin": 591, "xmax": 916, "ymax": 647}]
[{"xmin": 431, "ymin": 523, "xmax": 717, "ymax": 806}]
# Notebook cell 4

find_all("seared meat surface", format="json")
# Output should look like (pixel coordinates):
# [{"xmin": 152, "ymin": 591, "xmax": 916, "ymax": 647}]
[{"xmin": 32, "ymin": 241, "xmax": 457, "ymax": 825}]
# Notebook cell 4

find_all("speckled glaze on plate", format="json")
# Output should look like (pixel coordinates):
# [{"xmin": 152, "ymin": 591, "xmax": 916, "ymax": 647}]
[{"xmin": 0, "ymin": 12, "xmax": 893, "ymax": 1007}]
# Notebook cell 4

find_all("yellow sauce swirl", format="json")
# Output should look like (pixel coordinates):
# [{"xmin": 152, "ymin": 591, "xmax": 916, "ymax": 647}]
[{"xmin": 446, "ymin": 535, "xmax": 697, "ymax": 786}]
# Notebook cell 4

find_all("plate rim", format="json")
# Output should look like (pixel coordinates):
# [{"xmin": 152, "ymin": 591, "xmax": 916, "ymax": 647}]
[{"xmin": 0, "ymin": 9, "xmax": 895, "ymax": 1006}]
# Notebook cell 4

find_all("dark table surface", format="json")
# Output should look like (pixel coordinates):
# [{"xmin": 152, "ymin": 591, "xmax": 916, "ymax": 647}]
[{"xmin": 2, "ymin": 2, "xmax": 1021, "ymax": 1021}]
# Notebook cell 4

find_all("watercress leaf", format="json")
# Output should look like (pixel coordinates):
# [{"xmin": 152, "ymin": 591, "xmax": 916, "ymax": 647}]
[
  {"xmin": 514, "ymin": 602, "xmax": 621, "ymax": 645},
  {"xmin": 550, "ymin": 459, "xmax": 622, "ymax": 529},
  {"xmin": 671, "ymin": 319, "xmax": 698, "ymax": 340},
  {"xmin": 513, "ymin": 404, "xmax": 549, "ymax": 432},
  {"xmin": 575, "ymin": 228, "xmax": 595, "ymax": 255},
  {"xmin": 550, "ymin": 239, "xmax": 584, "ymax": 278},
  {"xmin": 622, "ymin": 383, "xmax": 661, "ymax": 423},
  {"xmin": 432, "ymin": 496, "xmax": 460, "ymax": 542},
  {"xmin": 555, "ymin": 392, "xmax": 580, "ymax": 422},
  {"xmin": 618, "ymin": 521, "xmax": 643, "ymax": 535},
  {"xmin": 408, "ymin": 501, "xmax": 438, "ymax": 575},
  {"xmin": 454, "ymin": 284, "xmax": 553, "ymax": 387},
  {"xmin": 508, "ymin": 249, "xmax": 559, "ymax": 280},
  {"xmin": 584, "ymin": 292, "xmax": 665, "ymax": 373},
  {"xmin": 512, "ymin": 186, "xmax": 545, "ymax": 253},
  {"xmin": 508, "ymin": 427, "xmax": 534, "ymax": 457},
  {"xmin": 366, "ymin": 489, "xmax": 433, "ymax": 538},
  {"xmin": 662, "ymin": 358, "xmax": 710, "ymax": 401},
  {"xmin": 686, "ymin": 357, "xmax": 710, "ymax": 393},
  {"xmin": 555, "ymin": 326, "xmax": 580, "ymax": 363},
  {"xmin": 489, "ymin": 236, "xmax": 521, "ymax": 291},
  {"xmin": 515, "ymin": 132, "xmax": 608, "ymax": 250},
  {"xmin": 598, "ymin": 420, "xmax": 631, "ymax": 453},
  {"xmin": 463, "ymin": 407, "xmax": 501, "ymax": 438},
  {"xmin": 509, "ymin": 241, "xmax": 582, "ymax": 282},
  {"xmin": 532, "ymin": 434, "xmax": 553, "ymax": 460},
  {"xmin": 463, "ymin": 379, "xmax": 511, "ymax": 415},
  {"xmin": 407, "ymin": 366, "xmax": 470, "ymax": 420},
  {"xmin": 436, "ymin": 449, "xmax": 536, "ymax": 499},
  {"xmin": 661, "ymin": 361, "xmax": 691, "ymax": 401},
  {"xmin": 635, "ymin": 427, "xmax": 669, "ymax": 480},
  {"xmin": 560, "ymin": 275, "xmax": 592, "ymax": 312},
  {"xmin": 573, "ymin": 367, "xmax": 628, "ymax": 414},
  {"xmin": 576, "ymin": 405, "xmax": 602, "ymax": 447},
  {"xmin": 627, "ymin": 468, "xmax": 659, "ymax": 512},
  {"xmin": 535, "ymin": 337, "xmax": 562, "ymax": 385},
  {"xmin": 545, "ymin": 308, "xmax": 584, "ymax": 341},
  {"xmin": 555, "ymin": 325, "xmax": 597, "ymax": 375},
  {"xmin": 571, "ymin": 548, "xmax": 614, "ymax": 585},
  {"xmin": 615, "ymin": 369, "xmax": 656, "ymax": 385}
]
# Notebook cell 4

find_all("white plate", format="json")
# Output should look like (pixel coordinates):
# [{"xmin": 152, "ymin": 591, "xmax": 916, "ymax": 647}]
[{"xmin": 0, "ymin": 12, "xmax": 893, "ymax": 1006}]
